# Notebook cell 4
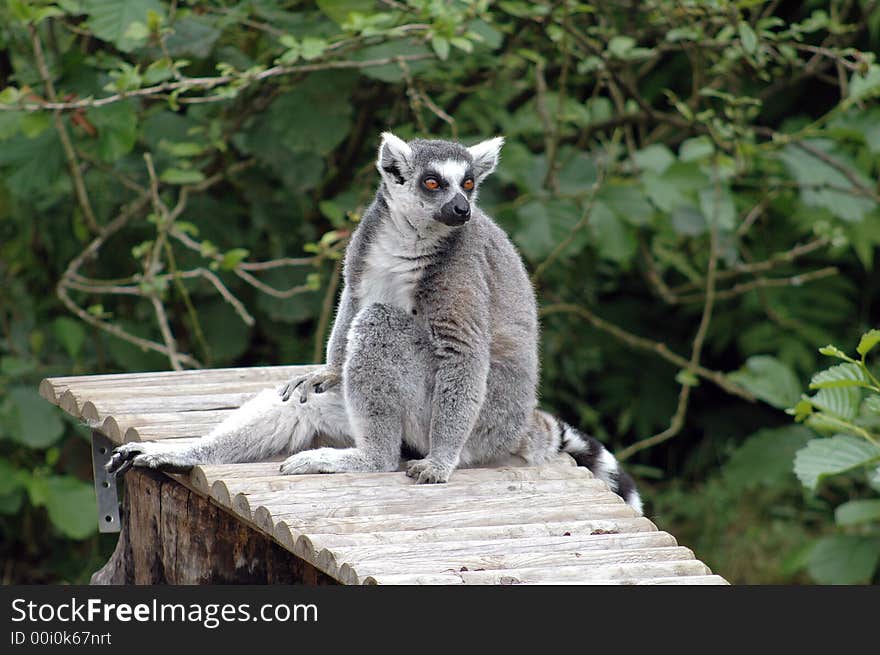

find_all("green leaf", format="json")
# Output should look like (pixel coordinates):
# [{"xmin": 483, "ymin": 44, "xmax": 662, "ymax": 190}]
[
  {"xmin": 794, "ymin": 435, "xmax": 880, "ymax": 490},
  {"xmin": 143, "ymin": 58, "xmax": 175, "ymax": 84},
  {"xmin": 723, "ymin": 425, "xmax": 813, "ymax": 490},
  {"xmin": 513, "ymin": 199, "xmax": 586, "ymax": 261},
  {"xmin": 31, "ymin": 476, "xmax": 98, "ymax": 540},
  {"xmin": 857, "ymin": 329, "xmax": 880, "ymax": 358},
  {"xmin": 0, "ymin": 489, "xmax": 24, "ymax": 515},
  {"xmin": 679, "ymin": 136, "xmax": 715, "ymax": 162},
  {"xmin": 0, "ymin": 130, "xmax": 65, "ymax": 198},
  {"xmin": 353, "ymin": 42, "xmax": 433, "ymax": 83},
  {"xmin": 301, "ymin": 37, "xmax": 328, "ymax": 60},
  {"xmin": 675, "ymin": 369, "xmax": 699, "ymax": 387},
  {"xmin": 864, "ymin": 395, "xmax": 880, "ymax": 416},
  {"xmin": 809, "ymin": 363, "xmax": 872, "ymax": 390},
  {"xmin": 598, "ymin": 184, "xmax": 655, "ymax": 227},
  {"xmin": 268, "ymin": 72, "xmax": 354, "ymax": 156},
  {"xmin": 0, "ymin": 459, "xmax": 25, "ymax": 496},
  {"xmin": 20, "ymin": 112, "xmax": 50, "ymax": 138},
  {"xmin": 642, "ymin": 161, "xmax": 709, "ymax": 213},
  {"xmin": 810, "ymin": 386, "xmax": 862, "ymax": 420},
  {"xmin": 633, "ymin": 144, "xmax": 674, "ymax": 174},
  {"xmin": 728, "ymin": 355, "xmax": 802, "ymax": 409},
  {"xmin": 835, "ymin": 499, "xmax": 880, "ymax": 526},
  {"xmin": 52, "ymin": 317, "xmax": 86, "ymax": 359},
  {"xmin": 431, "ymin": 36, "xmax": 450, "ymax": 60},
  {"xmin": 163, "ymin": 15, "xmax": 221, "ymax": 58},
  {"xmin": 220, "ymin": 248, "xmax": 249, "ymax": 271},
  {"xmin": 159, "ymin": 141, "xmax": 206, "ymax": 158},
  {"xmin": 556, "ymin": 151, "xmax": 598, "ymax": 194},
  {"xmin": 738, "ymin": 22, "xmax": 758, "ymax": 54},
  {"xmin": 85, "ymin": 100, "xmax": 137, "ymax": 162},
  {"xmin": 588, "ymin": 201, "xmax": 637, "ymax": 264},
  {"xmin": 849, "ymin": 64, "xmax": 880, "ymax": 103},
  {"xmin": 160, "ymin": 168, "xmax": 205, "ymax": 185},
  {"xmin": 807, "ymin": 535, "xmax": 880, "ymax": 584},
  {"xmin": 316, "ymin": 0, "xmax": 376, "ymax": 25},
  {"xmin": 819, "ymin": 345, "xmax": 854, "ymax": 361},
  {"xmin": 670, "ymin": 204, "xmax": 706, "ymax": 236},
  {"xmin": 4, "ymin": 387, "xmax": 65, "ymax": 449},
  {"xmin": 698, "ymin": 185, "xmax": 736, "ymax": 230},
  {"xmin": 778, "ymin": 141, "xmax": 874, "ymax": 223},
  {"xmin": 84, "ymin": 0, "xmax": 165, "ymax": 52},
  {"xmin": 450, "ymin": 37, "xmax": 473, "ymax": 53}
]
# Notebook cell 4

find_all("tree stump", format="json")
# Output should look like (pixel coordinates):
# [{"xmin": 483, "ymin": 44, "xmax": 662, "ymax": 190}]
[{"xmin": 90, "ymin": 468, "xmax": 337, "ymax": 585}]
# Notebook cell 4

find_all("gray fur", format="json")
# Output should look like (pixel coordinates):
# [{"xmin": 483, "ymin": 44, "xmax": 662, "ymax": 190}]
[{"xmin": 106, "ymin": 132, "xmax": 642, "ymax": 514}]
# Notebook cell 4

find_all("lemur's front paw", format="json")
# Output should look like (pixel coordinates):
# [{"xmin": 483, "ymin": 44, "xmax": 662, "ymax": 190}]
[
  {"xmin": 279, "ymin": 448, "xmax": 341, "ymax": 475},
  {"xmin": 279, "ymin": 367, "xmax": 341, "ymax": 403},
  {"xmin": 106, "ymin": 442, "xmax": 195, "ymax": 476},
  {"xmin": 406, "ymin": 458, "xmax": 454, "ymax": 484}
]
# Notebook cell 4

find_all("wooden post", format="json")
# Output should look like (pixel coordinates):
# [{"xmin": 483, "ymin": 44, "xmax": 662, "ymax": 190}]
[{"xmin": 91, "ymin": 468, "xmax": 337, "ymax": 585}]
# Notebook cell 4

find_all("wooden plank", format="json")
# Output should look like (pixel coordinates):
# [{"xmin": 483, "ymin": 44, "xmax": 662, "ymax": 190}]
[
  {"xmin": 343, "ymin": 546, "xmax": 700, "ymax": 584},
  {"xmin": 285, "ymin": 517, "xmax": 659, "ymax": 550},
  {"xmin": 53, "ymin": 383, "xmax": 280, "ymax": 420},
  {"xmin": 90, "ymin": 412, "xmax": 231, "ymax": 442},
  {"xmin": 227, "ymin": 478, "xmax": 611, "ymax": 518},
  {"xmin": 271, "ymin": 502, "xmax": 640, "ymax": 539},
  {"xmin": 241, "ymin": 491, "xmax": 628, "ymax": 527},
  {"xmin": 317, "ymin": 531, "xmax": 678, "ymax": 576},
  {"xmin": 80, "ymin": 392, "xmax": 258, "ymax": 422},
  {"xmin": 40, "ymin": 365, "xmax": 313, "ymax": 401},
  {"xmin": 364, "ymin": 561, "xmax": 715, "ymax": 585},
  {"xmin": 190, "ymin": 462, "xmax": 589, "ymax": 494}
]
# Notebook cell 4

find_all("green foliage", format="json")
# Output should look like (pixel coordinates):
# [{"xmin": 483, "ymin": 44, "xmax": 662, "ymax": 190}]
[
  {"xmin": 0, "ymin": 0, "xmax": 878, "ymax": 583},
  {"xmin": 789, "ymin": 330, "xmax": 880, "ymax": 584}
]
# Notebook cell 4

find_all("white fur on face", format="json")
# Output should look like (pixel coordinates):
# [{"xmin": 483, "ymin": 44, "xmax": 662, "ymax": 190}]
[{"xmin": 435, "ymin": 159, "xmax": 469, "ymax": 187}]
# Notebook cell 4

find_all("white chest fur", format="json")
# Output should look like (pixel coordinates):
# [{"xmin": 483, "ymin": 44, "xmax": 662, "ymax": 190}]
[{"xmin": 357, "ymin": 222, "xmax": 427, "ymax": 314}]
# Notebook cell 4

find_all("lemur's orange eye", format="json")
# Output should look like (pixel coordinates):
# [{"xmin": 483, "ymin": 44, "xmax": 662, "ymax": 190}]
[
  {"xmin": 423, "ymin": 177, "xmax": 440, "ymax": 190},
  {"xmin": 462, "ymin": 178, "xmax": 475, "ymax": 191}
]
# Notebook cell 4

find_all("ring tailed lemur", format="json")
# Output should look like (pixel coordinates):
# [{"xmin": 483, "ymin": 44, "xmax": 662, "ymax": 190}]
[{"xmin": 107, "ymin": 132, "xmax": 643, "ymax": 515}]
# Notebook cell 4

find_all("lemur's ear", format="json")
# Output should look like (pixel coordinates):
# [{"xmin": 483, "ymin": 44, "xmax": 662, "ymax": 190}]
[
  {"xmin": 377, "ymin": 132, "xmax": 413, "ymax": 185},
  {"xmin": 468, "ymin": 136, "xmax": 504, "ymax": 182}
]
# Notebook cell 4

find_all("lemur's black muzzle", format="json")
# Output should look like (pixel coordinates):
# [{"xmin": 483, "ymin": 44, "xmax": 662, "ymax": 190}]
[{"xmin": 436, "ymin": 193, "xmax": 471, "ymax": 226}]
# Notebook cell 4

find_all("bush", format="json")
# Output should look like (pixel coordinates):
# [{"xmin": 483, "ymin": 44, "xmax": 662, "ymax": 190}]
[{"xmin": 1, "ymin": 0, "xmax": 878, "ymax": 583}]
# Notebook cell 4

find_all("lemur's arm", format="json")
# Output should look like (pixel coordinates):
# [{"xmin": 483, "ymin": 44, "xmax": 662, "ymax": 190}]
[
  {"xmin": 407, "ymin": 304, "xmax": 491, "ymax": 483},
  {"xmin": 324, "ymin": 285, "xmax": 357, "ymax": 368}
]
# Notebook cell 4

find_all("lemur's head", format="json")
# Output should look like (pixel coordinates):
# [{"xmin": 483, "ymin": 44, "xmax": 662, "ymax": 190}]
[{"xmin": 376, "ymin": 132, "xmax": 504, "ymax": 228}]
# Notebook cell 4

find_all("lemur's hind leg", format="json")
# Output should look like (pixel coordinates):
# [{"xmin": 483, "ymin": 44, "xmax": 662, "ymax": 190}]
[
  {"xmin": 280, "ymin": 303, "xmax": 431, "ymax": 475},
  {"xmin": 107, "ymin": 383, "xmax": 354, "ymax": 475}
]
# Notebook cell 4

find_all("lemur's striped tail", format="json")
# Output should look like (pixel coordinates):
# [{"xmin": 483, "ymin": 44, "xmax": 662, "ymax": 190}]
[{"xmin": 539, "ymin": 410, "xmax": 643, "ymax": 515}]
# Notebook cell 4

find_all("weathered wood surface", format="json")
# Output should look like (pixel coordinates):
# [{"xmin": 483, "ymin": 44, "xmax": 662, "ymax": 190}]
[{"xmin": 42, "ymin": 367, "xmax": 728, "ymax": 585}]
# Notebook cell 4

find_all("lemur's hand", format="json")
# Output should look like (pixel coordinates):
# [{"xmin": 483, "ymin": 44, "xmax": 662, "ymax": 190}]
[
  {"xmin": 279, "ymin": 366, "xmax": 341, "ymax": 403},
  {"xmin": 105, "ymin": 441, "xmax": 197, "ymax": 476}
]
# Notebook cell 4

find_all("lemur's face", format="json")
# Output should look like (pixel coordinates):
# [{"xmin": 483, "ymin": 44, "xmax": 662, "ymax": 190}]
[{"xmin": 376, "ymin": 132, "xmax": 504, "ymax": 229}]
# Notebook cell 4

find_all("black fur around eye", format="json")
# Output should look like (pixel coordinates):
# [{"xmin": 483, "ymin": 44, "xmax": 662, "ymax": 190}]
[{"xmin": 422, "ymin": 177, "xmax": 441, "ymax": 190}]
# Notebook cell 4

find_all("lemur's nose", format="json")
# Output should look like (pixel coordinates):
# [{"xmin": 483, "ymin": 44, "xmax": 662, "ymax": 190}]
[{"xmin": 437, "ymin": 193, "xmax": 471, "ymax": 226}]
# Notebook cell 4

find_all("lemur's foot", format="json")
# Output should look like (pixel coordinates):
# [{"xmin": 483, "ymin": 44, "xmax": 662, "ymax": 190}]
[
  {"xmin": 405, "ymin": 458, "xmax": 453, "ymax": 484},
  {"xmin": 279, "ymin": 447, "xmax": 362, "ymax": 475},
  {"xmin": 106, "ymin": 442, "xmax": 197, "ymax": 476},
  {"xmin": 279, "ymin": 367, "xmax": 341, "ymax": 403}
]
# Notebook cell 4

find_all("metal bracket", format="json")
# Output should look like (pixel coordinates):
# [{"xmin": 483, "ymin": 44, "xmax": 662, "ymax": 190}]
[{"xmin": 91, "ymin": 430, "xmax": 121, "ymax": 533}]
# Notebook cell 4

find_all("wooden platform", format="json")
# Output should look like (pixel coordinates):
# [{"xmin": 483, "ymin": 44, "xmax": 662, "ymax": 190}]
[{"xmin": 40, "ymin": 366, "xmax": 728, "ymax": 585}]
